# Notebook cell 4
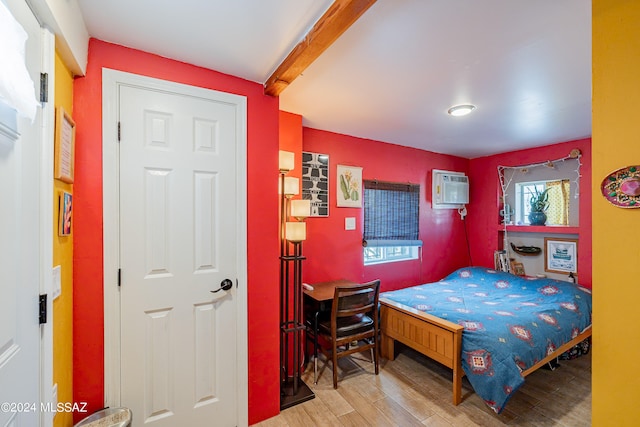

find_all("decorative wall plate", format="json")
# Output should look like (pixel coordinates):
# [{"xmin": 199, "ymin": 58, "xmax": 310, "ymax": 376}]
[
  {"xmin": 601, "ymin": 165, "xmax": 640, "ymax": 208},
  {"xmin": 510, "ymin": 242, "xmax": 542, "ymax": 256}
]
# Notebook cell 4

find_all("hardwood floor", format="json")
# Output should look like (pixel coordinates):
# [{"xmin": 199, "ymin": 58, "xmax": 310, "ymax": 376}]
[{"xmin": 253, "ymin": 345, "xmax": 591, "ymax": 426}]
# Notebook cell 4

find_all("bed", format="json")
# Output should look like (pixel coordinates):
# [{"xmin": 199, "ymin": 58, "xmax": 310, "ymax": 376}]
[{"xmin": 379, "ymin": 267, "xmax": 592, "ymax": 413}]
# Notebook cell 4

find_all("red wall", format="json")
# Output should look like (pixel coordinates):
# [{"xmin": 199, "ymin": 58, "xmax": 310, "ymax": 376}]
[
  {"xmin": 467, "ymin": 138, "xmax": 592, "ymax": 287},
  {"xmin": 72, "ymin": 39, "xmax": 280, "ymax": 424},
  {"xmin": 279, "ymin": 111, "xmax": 303, "ymax": 171},
  {"xmin": 301, "ymin": 128, "xmax": 471, "ymax": 292}
]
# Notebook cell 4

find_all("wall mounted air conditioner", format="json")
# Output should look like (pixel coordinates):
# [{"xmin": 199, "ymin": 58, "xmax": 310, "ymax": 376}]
[{"xmin": 432, "ymin": 169, "xmax": 469, "ymax": 209}]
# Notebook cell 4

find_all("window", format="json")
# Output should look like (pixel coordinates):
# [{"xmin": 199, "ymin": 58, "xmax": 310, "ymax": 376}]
[
  {"xmin": 363, "ymin": 181, "xmax": 422, "ymax": 265},
  {"xmin": 515, "ymin": 179, "xmax": 570, "ymax": 225},
  {"xmin": 363, "ymin": 245, "xmax": 420, "ymax": 265}
]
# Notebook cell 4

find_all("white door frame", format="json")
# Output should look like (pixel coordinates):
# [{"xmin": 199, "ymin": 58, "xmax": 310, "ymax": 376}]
[
  {"xmin": 39, "ymin": 26, "xmax": 55, "ymax": 427},
  {"xmin": 102, "ymin": 69, "xmax": 248, "ymax": 426}
]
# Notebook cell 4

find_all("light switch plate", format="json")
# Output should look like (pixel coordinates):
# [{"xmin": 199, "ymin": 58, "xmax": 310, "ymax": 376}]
[
  {"xmin": 52, "ymin": 265, "xmax": 61, "ymax": 300},
  {"xmin": 345, "ymin": 217, "xmax": 356, "ymax": 230}
]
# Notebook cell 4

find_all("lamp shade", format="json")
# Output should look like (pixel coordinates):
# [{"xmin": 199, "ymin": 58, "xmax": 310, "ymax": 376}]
[
  {"xmin": 279, "ymin": 150, "xmax": 295, "ymax": 172},
  {"xmin": 290, "ymin": 199, "xmax": 311, "ymax": 219},
  {"xmin": 283, "ymin": 177, "xmax": 299, "ymax": 196},
  {"xmin": 285, "ymin": 222, "xmax": 306, "ymax": 242}
]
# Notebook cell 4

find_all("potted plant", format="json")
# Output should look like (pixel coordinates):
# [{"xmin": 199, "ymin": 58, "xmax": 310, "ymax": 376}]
[{"xmin": 528, "ymin": 187, "xmax": 549, "ymax": 225}]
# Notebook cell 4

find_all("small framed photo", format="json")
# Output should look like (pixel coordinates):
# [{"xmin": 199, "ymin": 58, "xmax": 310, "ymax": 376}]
[
  {"xmin": 59, "ymin": 192, "xmax": 73, "ymax": 236},
  {"xmin": 336, "ymin": 165, "xmax": 362, "ymax": 208},
  {"xmin": 510, "ymin": 260, "xmax": 526, "ymax": 276},
  {"xmin": 544, "ymin": 238, "xmax": 577, "ymax": 274}
]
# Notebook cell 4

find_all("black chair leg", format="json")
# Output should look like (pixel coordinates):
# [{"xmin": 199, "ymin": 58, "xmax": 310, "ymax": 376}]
[{"xmin": 374, "ymin": 340, "xmax": 379, "ymax": 375}]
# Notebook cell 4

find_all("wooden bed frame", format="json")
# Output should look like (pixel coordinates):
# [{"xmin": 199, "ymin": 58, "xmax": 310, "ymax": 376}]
[{"xmin": 380, "ymin": 297, "xmax": 592, "ymax": 405}]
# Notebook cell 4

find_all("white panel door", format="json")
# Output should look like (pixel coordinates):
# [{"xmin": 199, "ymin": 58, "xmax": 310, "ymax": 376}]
[
  {"xmin": 118, "ymin": 82, "xmax": 243, "ymax": 426},
  {"xmin": 0, "ymin": 0, "xmax": 42, "ymax": 426}
]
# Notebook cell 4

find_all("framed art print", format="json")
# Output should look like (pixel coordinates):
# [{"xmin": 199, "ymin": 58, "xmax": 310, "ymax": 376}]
[
  {"xmin": 510, "ymin": 260, "xmax": 526, "ymax": 276},
  {"xmin": 302, "ymin": 151, "xmax": 329, "ymax": 216},
  {"xmin": 54, "ymin": 106, "xmax": 76, "ymax": 183},
  {"xmin": 336, "ymin": 165, "xmax": 362, "ymax": 208},
  {"xmin": 59, "ymin": 191, "xmax": 73, "ymax": 236},
  {"xmin": 544, "ymin": 237, "xmax": 577, "ymax": 274}
]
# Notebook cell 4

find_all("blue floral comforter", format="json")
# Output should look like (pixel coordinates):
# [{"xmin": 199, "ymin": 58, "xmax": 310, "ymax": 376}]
[{"xmin": 380, "ymin": 267, "xmax": 592, "ymax": 413}]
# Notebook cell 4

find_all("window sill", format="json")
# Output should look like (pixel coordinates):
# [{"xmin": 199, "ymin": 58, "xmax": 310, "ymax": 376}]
[
  {"xmin": 364, "ymin": 257, "xmax": 419, "ymax": 266},
  {"xmin": 498, "ymin": 224, "xmax": 579, "ymax": 234}
]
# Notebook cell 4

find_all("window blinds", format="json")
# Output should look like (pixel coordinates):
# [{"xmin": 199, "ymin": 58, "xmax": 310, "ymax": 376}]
[{"xmin": 363, "ymin": 180, "xmax": 422, "ymax": 247}]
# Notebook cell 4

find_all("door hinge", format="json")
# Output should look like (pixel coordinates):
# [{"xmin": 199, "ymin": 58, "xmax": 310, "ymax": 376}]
[
  {"xmin": 117, "ymin": 122, "xmax": 121, "ymax": 142},
  {"xmin": 236, "ymin": 278, "xmax": 239, "ymax": 288},
  {"xmin": 39, "ymin": 294, "xmax": 48, "ymax": 324},
  {"xmin": 118, "ymin": 268, "xmax": 121, "ymax": 287},
  {"xmin": 40, "ymin": 73, "xmax": 48, "ymax": 103}
]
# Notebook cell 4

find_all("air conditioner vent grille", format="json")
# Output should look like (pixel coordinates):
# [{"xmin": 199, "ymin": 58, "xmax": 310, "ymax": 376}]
[
  {"xmin": 449, "ymin": 176, "xmax": 468, "ymax": 183},
  {"xmin": 432, "ymin": 169, "xmax": 469, "ymax": 209}
]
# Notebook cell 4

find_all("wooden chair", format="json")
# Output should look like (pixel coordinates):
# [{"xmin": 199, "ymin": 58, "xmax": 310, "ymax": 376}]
[{"xmin": 317, "ymin": 280, "xmax": 380, "ymax": 388}]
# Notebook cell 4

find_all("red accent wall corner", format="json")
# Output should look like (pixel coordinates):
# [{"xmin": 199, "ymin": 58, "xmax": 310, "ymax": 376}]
[{"xmin": 467, "ymin": 138, "xmax": 592, "ymax": 287}]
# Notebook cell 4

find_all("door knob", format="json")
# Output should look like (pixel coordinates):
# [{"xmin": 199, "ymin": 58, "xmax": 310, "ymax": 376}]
[{"xmin": 211, "ymin": 278, "xmax": 233, "ymax": 293}]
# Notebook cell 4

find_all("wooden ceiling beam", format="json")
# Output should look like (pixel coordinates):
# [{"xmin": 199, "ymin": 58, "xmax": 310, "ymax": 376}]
[{"xmin": 264, "ymin": 0, "xmax": 377, "ymax": 97}]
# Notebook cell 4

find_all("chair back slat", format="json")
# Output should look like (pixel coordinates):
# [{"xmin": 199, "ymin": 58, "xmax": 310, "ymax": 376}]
[{"xmin": 332, "ymin": 280, "xmax": 380, "ymax": 319}]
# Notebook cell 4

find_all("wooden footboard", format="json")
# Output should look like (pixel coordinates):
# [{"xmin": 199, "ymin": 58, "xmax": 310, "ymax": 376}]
[
  {"xmin": 380, "ymin": 297, "xmax": 592, "ymax": 406},
  {"xmin": 380, "ymin": 298, "xmax": 464, "ymax": 404}
]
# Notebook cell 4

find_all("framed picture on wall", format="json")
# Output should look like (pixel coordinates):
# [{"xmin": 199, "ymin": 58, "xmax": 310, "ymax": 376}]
[
  {"xmin": 59, "ymin": 191, "xmax": 73, "ymax": 236},
  {"xmin": 301, "ymin": 151, "xmax": 329, "ymax": 217},
  {"xmin": 336, "ymin": 165, "xmax": 362, "ymax": 208},
  {"xmin": 54, "ymin": 106, "xmax": 76, "ymax": 183},
  {"xmin": 544, "ymin": 237, "xmax": 577, "ymax": 274}
]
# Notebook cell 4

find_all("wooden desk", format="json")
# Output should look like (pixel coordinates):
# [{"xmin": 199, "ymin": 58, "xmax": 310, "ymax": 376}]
[
  {"xmin": 303, "ymin": 279, "xmax": 358, "ymax": 383},
  {"xmin": 304, "ymin": 279, "xmax": 358, "ymax": 304}
]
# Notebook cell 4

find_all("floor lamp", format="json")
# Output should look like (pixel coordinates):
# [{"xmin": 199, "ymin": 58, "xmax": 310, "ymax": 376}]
[{"xmin": 279, "ymin": 151, "xmax": 315, "ymax": 409}]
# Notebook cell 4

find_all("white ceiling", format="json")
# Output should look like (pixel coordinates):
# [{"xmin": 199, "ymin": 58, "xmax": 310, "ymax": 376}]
[{"xmin": 77, "ymin": 0, "xmax": 592, "ymax": 159}]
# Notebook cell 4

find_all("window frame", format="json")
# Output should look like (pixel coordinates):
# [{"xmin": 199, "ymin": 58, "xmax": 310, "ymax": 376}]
[
  {"xmin": 515, "ymin": 180, "xmax": 570, "ymax": 225},
  {"xmin": 515, "ymin": 181, "xmax": 546, "ymax": 225},
  {"xmin": 363, "ymin": 245, "xmax": 419, "ymax": 266},
  {"xmin": 362, "ymin": 180, "xmax": 421, "ymax": 266}
]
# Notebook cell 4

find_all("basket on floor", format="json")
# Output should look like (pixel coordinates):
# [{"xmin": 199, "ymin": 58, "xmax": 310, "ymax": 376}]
[{"xmin": 73, "ymin": 407, "xmax": 131, "ymax": 427}]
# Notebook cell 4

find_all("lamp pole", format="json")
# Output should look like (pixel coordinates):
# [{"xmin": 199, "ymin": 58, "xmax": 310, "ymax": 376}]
[{"xmin": 278, "ymin": 151, "xmax": 314, "ymax": 409}]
